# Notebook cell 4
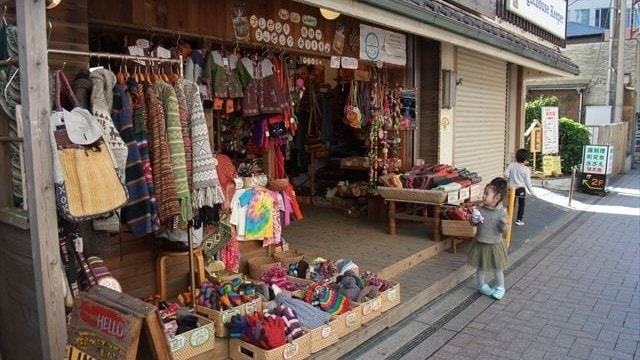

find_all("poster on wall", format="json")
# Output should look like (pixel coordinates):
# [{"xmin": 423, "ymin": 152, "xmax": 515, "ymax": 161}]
[
  {"xmin": 506, "ymin": 0, "xmax": 566, "ymax": 39},
  {"xmin": 359, "ymin": 24, "xmax": 406, "ymax": 66},
  {"xmin": 541, "ymin": 106, "xmax": 559, "ymax": 154}
]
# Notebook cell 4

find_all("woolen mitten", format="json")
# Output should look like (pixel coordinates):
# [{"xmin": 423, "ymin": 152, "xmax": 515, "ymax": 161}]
[
  {"xmin": 229, "ymin": 314, "xmax": 248, "ymax": 338},
  {"xmin": 261, "ymin": 317, "xmax": 287, "ymax": 349}
]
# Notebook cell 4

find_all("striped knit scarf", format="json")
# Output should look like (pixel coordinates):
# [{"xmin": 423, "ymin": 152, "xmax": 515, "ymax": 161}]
[
  {"xmin": 155, "ymin": 81, "xmax": 192, "ymax": 222},
  {"xmin": 180, "ymin": 79, "xmax": 224, "ymax": 209},
  {"xmin": 173, "ymin": 82, "xmax": 193, "ymax": 190},
  {"xmin": 145, "ymin": 86, "xmax": 180, "ymax": 225}
]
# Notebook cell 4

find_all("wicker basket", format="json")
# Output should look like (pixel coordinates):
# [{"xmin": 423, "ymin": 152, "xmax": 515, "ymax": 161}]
[
  {"xmin": 441, "ymin": 220, "xmax": 477, "ymax": 238},
  {"xmin": 248, "ymin": 256, "xmax": 281, "ymax": 280},
  {"xmin": 307, "ymin": 318, "xmax": 341, "ymax": 353},
  {"xmin": 229, "ymin": 333, "xmax": 311, "ymax": 360},
  {"xmin": 357, "ymin": 296, "xmax": 383, "ymax": 324},
  {"xmin": 169, "ymin": 315, "xmax": 216, "ymax": 359},
  {"xmin": 272, "ymin": 249, "xmax": 304, "ymax": 267},
  {"xmin": 377, "ymin": 187, "xmax": 447, "ymax": 204}
]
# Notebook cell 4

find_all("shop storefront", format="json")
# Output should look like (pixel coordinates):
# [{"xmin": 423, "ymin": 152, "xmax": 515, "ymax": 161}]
[{"xmin": 0, "ymin": 0, "xmax": 578, "ymax": 359}]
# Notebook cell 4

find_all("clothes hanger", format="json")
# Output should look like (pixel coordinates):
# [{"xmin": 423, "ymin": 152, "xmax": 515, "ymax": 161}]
[{"xmin": 116, "ymin": 60, "xmax": 125, "ymax": 85}]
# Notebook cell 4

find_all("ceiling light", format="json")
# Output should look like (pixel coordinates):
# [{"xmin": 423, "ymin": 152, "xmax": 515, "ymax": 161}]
[{"xmin": 320, "ymin": 8, "xmax": 340, "ymax": 20}]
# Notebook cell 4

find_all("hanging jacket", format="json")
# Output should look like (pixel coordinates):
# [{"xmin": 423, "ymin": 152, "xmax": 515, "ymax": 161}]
[
  {"xmin": 239, "ymin": 57, "xmax": 286, "ymax": 116},
  {"xmin": 155, "ymin": 81, "xmax": 192, "ymax": 222},
  {"xmin": 202, "ymin": 50, "xmax": 244, "ymax": 98},
  {"xmin": 145, "ymin": 85, "xmax": 181, "ymax": 225},
  {"xmin": 179, "ymin": 79, "xmax": 225, "ymax": 210},
  {"xmin": 112, "ymin": 83, "xmax": 156, "ymax": 237}
]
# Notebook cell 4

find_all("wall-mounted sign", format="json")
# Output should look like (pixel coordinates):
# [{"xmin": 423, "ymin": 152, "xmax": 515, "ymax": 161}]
[
  {"xmin": 302, "ymin": 15, "xmax": 317, "ymax": 27},
  {"xmin": 278, "ymin": 8, "xmax": 289, "ymax": 21},
  {"xmin": 359, "ymin": 24, "xmax": 406, "ymax": 66},
  {"xmin": 541, "ymin": 106, "xmax": 559, "ymax": 154},
  {"xmin": 290, "ymin": 12, "xmax": 301, "ymax": 24},
  {"xmin": 542, "ymin": 155, "xmax": 562, "ymax": 176},
  {"xmin": 506, "ymin": 0, "xmax": 566, "ymax": 39},
  {"xmin": 330, "ymin": 56, "xmax": 341, "ymax": 68},
  {"xmin": 341, "ymin": 57, "xmax": 359, "ymax": 69}
]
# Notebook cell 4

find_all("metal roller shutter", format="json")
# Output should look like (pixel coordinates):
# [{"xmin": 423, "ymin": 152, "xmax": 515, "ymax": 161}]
[{"xmin": 454, "ymin": 48, "xmax": 507, "ymax": 183}]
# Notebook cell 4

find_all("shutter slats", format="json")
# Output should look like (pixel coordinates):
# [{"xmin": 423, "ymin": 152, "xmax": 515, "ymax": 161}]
[{"xmin": 454, "ymin": 48, "xmax": 507, "ymax": 184}]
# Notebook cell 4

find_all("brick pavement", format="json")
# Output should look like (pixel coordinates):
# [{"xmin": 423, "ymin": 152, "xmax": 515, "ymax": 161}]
[{"xmin": 427, "ymin": 171, "xmax": 640, "ymax": 360}]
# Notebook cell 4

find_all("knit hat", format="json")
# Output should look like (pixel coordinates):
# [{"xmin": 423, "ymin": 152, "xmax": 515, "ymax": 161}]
[
  {"xmin": 338, "ymin": 276, "xmax": 361, "ymax": 301},
  {"xmin": 317, "ymin": 287, "xmax": 351, "ymax": 315}
]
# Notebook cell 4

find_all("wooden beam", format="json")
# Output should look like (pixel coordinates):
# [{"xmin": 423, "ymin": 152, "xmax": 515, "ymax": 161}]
[{"xmin": 16, "ymin": 0, "xmax": 67, "ymax": 358}]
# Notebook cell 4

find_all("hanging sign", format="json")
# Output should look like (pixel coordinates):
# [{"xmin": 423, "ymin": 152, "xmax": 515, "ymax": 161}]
[
  {"xmin": 359, "ymin": 24, "xmax": 406, "ymax": 66},
  {"xmin": 541, "ymin": 106, "xmax": 559, "ymax": 154},
  {"xmin": 330, "ymin": 56, "xmax": 341, "ymax": 68},
  {"xmin": 135, "ymin": 39, "xmax": 150, "ymax": 49},
  {"xmin": 341, "ymin": 57, "xmax": 359, "ymax": 69},
  {"xmin": 302, "ymin": 15, "xmax": 317, "ymax": 27},
  {"xmin": 530, "ymin": 127, "xmax": 542, "ymax": 153},
  {"xmin": 506, "ymin": 0, "xmax": 566, "ymax": 39}
]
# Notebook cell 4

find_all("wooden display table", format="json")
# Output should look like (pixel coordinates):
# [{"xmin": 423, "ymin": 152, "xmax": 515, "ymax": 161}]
[{"xmin": 377, "ymin": 187, "xmax": 447, "ymax": 242}]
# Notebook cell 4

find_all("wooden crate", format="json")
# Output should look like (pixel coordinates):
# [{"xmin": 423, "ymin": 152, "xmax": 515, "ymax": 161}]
[
  {"xmin": 357, "ymin": 296, "xmax": 383, "ymax": 324},
  {"xmin": 169, "ymin": 315, "xmax": 216, "ymax": 360},
  {"xmin": 377, "ymin": 187, "xmax": 447, "ymax": 204},
  {"xmin": 441, "ymin": 220, "xmax": 477, "ymax": 238},
  {"xmin": 229, "ymin": 333, "xmax": 311, "ymax": 360},
  {"xmin": 380, "ymin": 283, "xmax": 401, "ymax": 313},
  {"xmin": 196, "ymin": 298, "xmax": 263, "ymax": 338},
  {"xmin": 333, "ymin": 304, "xmax": 362, "ymax": 336},
  {"xmin": 306, "ymin": 318, "xmax": 341, "ymax": 354}
]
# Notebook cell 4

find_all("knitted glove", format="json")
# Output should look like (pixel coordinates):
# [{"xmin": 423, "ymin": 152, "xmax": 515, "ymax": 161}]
[
  {"xmin": 261, "ymin": 317, "xmax": 287, "ymax": 349},
  {"xmin": 228, "ymin": 315, "xmax": 248, "ymax": 338}
]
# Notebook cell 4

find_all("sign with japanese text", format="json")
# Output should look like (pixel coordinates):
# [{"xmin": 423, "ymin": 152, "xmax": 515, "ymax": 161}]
[
  {"xmin": 582, "ymin": 145, "xmax": 612, "ymax": 175},
  {"xmin": 507, "ymin": 0, "xmax": 567, "ymax": 39},
  {"xmin": 530, "ymin": 127, "xmax": 542, "ymax": 153},
  {"xmin": 359, "ymin": 24, "xmax": 406, "ymax": 65},
  {"xmin": 542, "ymin": 155, "xmax": 562, "ymax": 176},
  {"xmin": 541, "ymin": 107, "xmax": 559, "ymax": 154}
]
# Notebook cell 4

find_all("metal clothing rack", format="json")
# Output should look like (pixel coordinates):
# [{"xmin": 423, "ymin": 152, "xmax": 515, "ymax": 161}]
[{"xmin": 47, "ymin": 49, "xmax": 184, "ymax": 78}]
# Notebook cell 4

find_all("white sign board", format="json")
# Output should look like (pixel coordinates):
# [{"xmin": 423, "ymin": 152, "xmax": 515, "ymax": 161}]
[
  {"xmin": 341, "ymin": 57, "xmax": 359, "ymax": 69},
  {"xmin": 359, "ymin": 24, "xmax": 406, "ymax": 66},
  {"xmin": 506, "ymin": 0, "xmax": 566, "ymax": 39},
  {"xmin": 541, "ymin": 106, "xmax": 559, "ymax": 154},
  {"xmin": 582, "ymin": 145, "xmax": 613, "ymax": 175}
]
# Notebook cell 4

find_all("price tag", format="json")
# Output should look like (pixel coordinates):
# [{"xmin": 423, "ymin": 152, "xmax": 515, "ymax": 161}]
[
  {"xmin": 283, "ymin": 342, "xmax": 299, "ymax": 359},
  {"xmin": 330, "ymin": 56, "xmax": 341, "ymax": 69},
  {"xmin": 321, "ymin": 325, "xmax": 332, "ymax": 339},
  {"xmin": 346, "ymin": 312, "xmax": 357, "ymax": 327},
  {"xmin": 155, "ymin": 46, "xmax": 171, "ymax": 59},
  {"xmin": 387, "ymin": 287, "xmax": 398, "ymax": 301},
  {"xmin": 223, "ymin": 57, "xmax": 230, "ymax": 67},
  {"xmin": 245, "ymin": 300, "xmax": 257, "ymax": 314},
  {"xmin": 341, "ymin": 57, "xmax": 358, "ymax": 69},
  {"xmin": 373, "ymin": 298, "xmax": 382, "ymax": 310},
  {"xmin": 376, "ymin": 60, "xmax": 384, "ymax": 68},
  {"xmin": 128, "ymin": 45, "xmax": 144, "ymax": 57},
  {"xmin": 447, "ymin": 191, "xmax": 459, "ymax": 204},
  {"xmin": 169, "ymin": 335, "xmax": 186, "ymax": 352},
  {"xmin": 189, "ymin": 327, "xmax": 211, "ymax": 347},
  {"xmin": 136, "ymin": 39, "xmax": 150, "ymax": 49},
  {"xmin": 221, "ymin": 308, "xmax": 241, "ymax": 323},
  {"xmin": 362, "ymin": 302, "xmax": 372, "ymax": 315},
  {"xmin": 74, "ymin": 236, "xmax": 84, "ymax": 254}
]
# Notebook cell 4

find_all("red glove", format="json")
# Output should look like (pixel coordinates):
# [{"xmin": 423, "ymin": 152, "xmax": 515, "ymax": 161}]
[{"xmin": 261, "ymin": 316, "xmax": 287, "ymax": 349}]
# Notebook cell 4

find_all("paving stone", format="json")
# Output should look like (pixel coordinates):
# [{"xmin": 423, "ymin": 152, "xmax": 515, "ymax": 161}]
[{"xmin": 614, "ymin": 338, "xmax": 638, "ymax": 355}]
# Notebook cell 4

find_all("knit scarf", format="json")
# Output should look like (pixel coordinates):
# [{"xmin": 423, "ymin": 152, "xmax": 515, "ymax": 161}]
[
  {"xmin": 173, "ymin": 83, "xmax": 193, "ymax": 190},
  {"xmin": 179, "ymin": 79, "xmax": 225, "ymax": 209},
  {"xmin": 155, "ymin": 81, "xmax": 192, "ymax": 222},
  {"xmin": 89, "ymin": 69, "xmax": 128, "ymax": 232},
  {"xmin": 145, "ymin": 86, "xmax": 180, "ymax": 225}
]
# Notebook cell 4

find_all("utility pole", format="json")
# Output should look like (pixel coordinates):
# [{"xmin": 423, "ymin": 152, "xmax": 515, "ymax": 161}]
[
  {"xmin": 614, "ymin": 0, "xmax": 627, "ymax": 122},
  {"xmin": 606, "ymin": 0, "xmax": 616, "ymax": 108}
]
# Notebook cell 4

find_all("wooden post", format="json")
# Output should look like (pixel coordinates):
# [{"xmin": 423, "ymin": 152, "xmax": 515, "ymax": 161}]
[
  {"xmin": 432, "ymin": 204, "xmax": 441, "ymax": 242},
  {"xmin": 16, "ymin": 0, "xmax": 67, "ymax": 358},
  {"xmin": 504, "ymin": 186, "xmax": 516, "ymax": 248},
  {"xmin": 387, "ymin": 200, "xmax": 396, "ymax": 235}
]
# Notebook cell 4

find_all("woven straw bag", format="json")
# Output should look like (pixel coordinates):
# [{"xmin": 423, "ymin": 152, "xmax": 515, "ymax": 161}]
[{"xmin": 50, "ymin": 70, "xmax": 127, "ymax": 221}]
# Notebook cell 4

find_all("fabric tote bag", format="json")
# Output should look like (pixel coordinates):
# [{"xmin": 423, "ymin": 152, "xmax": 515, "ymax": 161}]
[{"xmin": 50, "ymin": 70, "xmax": 127, "ymax": 221}]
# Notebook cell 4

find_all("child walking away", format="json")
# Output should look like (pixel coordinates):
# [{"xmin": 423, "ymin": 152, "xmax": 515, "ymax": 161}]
[
  {"xmin": 468, "ymin": 177, "xmax": 510, "ymax": 300},
  {"xmin": 504, "ymin": 149, "xmax": 535, "ymax": 226}
]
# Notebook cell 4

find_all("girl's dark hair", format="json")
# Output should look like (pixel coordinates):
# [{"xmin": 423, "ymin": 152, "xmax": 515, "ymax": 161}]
[
  {"xmin": 489, "ymin": 177, "xmax": 508, "ymax": 204},
  {"xmin": 516, "ymin": 148, "xmax": 529, "ymax": 163}
]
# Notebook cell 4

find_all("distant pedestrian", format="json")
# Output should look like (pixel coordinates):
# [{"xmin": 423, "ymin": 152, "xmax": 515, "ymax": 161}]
[
  {"xmin": 504, "ymin": 148, "xmax": 536, "ymax": 226},
  {"xmin": 468, "ymin": 177, "xmax": 510, "ymax": 300}
]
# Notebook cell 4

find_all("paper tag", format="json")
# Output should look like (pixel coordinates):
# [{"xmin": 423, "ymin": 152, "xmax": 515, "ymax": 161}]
[
  {"xmin": 136, "ymin": 39, "xmax": 150, "ymax": 49},
  {"xmin": 221, "ymin": 308, "xmax": 241, "ymax": 323},
  {"xmin": 373, "ymin": 298, "xmax": 382, "ymax": 310},
  {"xmin": 363, "ymin": 302, "xmax": 373, "ymax": 315},
  {"xmin": 74, "ymin": 236, "xmax": 84, "ymax": 254},
  {"xmin": 156, "ymin": 46, "xmax": 171, "ymax": 59},
  {"xmin": 387, "ymin": 288, "xmax": 398, "ymax": 301},
  {"xmin": 283, "ymin": 342, "xmax": 299, "ymax": 359},
  {"xmin": 223, "ymin": 57, "xmax": 230, "ymax": 67},
  {"xmin": 128, "ymin": 45, "xmax": 144, "ymax": 56},
  {"xmin": 447, "ymin": 191, "xmax": 458, "ymax": 204},
  {"xmin": 169, "ymin": 335, "xmax": 186, "ymax": 352},
  {"xmin": 189, "ymin": 327, "xmax": 211, "ymax": 347},
  {"xmin": 245, "ymin": 300, "xmax": 257, "ymax": 314},
  {"xmin": 321, "ymin": 325, "xmax": 332, "ymax": 338},
  {"xmin": 330, "ymin": 56, "xmax": 341, "ymax": 69},
  {"xmin": 341, "ymin": 57, "xmax": 358, "ymax": 69},
  {"xmin": 376, "ymin": 60, "xmax": 384, "ymax": 69},
  {"xmin": 346, "ymin": 312, "xmax": 357, "ymax": 327}
]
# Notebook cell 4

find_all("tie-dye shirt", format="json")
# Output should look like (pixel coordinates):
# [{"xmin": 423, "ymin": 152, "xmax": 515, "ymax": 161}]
[{"xmin": 239, "ymin": 189, "xmax": 274, "ymax": 240}]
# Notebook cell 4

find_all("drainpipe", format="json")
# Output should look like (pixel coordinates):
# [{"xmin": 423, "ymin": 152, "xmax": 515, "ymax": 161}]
[
  {"xmin": 606, "ymin": 0, "xmax": 617, "ymax": 107},
  {"xmin": 578, "ymin": 88, "xmax": 584, "ymax": 123}
]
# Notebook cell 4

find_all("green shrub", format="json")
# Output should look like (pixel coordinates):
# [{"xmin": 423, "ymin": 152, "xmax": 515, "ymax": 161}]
[
  {"xmin": 525, "ymin": 96, "xmax": 559, "ymax": 129},
  {"xmin": 558, "ymin": 117, "xmax": 591, "ymax": 173}
]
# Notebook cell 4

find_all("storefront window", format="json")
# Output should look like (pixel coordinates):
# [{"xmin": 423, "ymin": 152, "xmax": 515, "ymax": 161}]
[
  {"xmin": 574, "ymin": 9, "xmax": 590, "ymax": 25},
  {"xmin": 595, "ymin": 7, "xmax": 610, "ymax": 28}
]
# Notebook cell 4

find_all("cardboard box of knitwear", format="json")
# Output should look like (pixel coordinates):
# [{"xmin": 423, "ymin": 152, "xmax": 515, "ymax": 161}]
[
  {"xmin": 169, "ymin": 315, "xmax": 216, "ymax": 360},
  {"xmin": 229, "ymin": 332, "xmax": 311, "ymax": 360},
  {"xmin": 196, "ymin": 297, "xmax": 263, "ymax": 338}
]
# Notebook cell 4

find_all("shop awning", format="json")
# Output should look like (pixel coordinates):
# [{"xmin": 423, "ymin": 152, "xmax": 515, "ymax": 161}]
[{"xmin": 295, "ymin": 0, "xmax": 579, "ymax": 76}]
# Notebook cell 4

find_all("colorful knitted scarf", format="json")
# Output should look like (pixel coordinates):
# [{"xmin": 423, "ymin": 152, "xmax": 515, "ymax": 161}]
[
  {"xmin": 155, "ymin": 81, "xmax": 192, "ymax": 222},
  {"xmin": 180, "ymin": 79, "xmax": 224, "ymax": 209},
  {"xmin": 145, "ymin": 86, "xmax": 180, "ymax": 224}
]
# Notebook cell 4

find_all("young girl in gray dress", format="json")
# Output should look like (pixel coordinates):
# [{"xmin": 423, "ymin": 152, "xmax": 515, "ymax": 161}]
[{"xmin": 468, "ymin": 177, "xmax": 510, "ymax": 300}]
